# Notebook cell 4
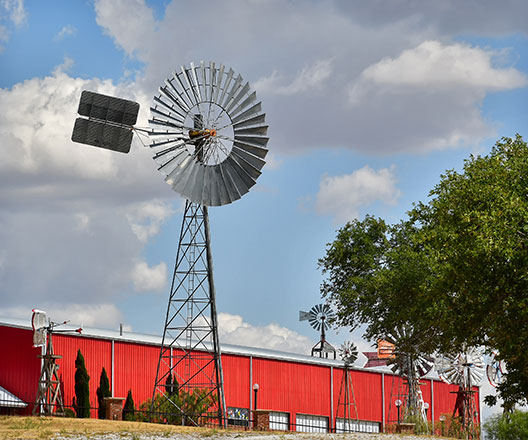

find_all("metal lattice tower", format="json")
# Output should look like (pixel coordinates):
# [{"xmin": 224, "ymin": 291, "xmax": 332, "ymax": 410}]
[
  {"xmin": 335, "ymin": 342, "xmax": 359, "ymax": 432},
  {"xmin": 33, "ymin": 329, "xmax": 65, "ymax": 416},
  {"xmin": 151, "ymin": 201, "xmax": 226, "ymax": 426}
]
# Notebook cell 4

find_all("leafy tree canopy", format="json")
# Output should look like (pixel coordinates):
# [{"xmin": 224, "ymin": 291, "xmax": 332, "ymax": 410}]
[{"xmin": 319, "ymin": 135, "xmax": 528, "ymax": 408}]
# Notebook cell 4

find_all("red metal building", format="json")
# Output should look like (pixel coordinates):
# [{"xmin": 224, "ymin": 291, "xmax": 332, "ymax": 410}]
[{"xmin": 0, "ymin": 317, "xmax": 479, "ymax": 432}]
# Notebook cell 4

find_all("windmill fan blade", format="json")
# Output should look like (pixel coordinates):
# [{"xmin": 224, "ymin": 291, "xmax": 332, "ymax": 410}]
[
  {"xmin": 148, "ymin": 62, "xmax": 267, "ymax": 206},
  {"xmin": 416, "ymin": 355, "xmax": 434, "ymax": 377}
]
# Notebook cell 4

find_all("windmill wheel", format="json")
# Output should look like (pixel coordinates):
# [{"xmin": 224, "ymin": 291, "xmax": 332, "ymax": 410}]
[
  {"xmin": 486, "ymin": 352, "xmax": 506, "ymax": 387},
  {"xmin": 384, "ymin": 326, "xmax": 433, "ymax": 378},
  {"xmin": 149, "ymin": 61, "xmax": 269, "ymax": 206},
  {"xmin": 435, "ymin": 346, "xmax": 485, "ymax": 386},
  {"xmin": 299, "ymin": 303, "xmax": 335, "ymax": 332},
  {"xmin": 339, "ymin": 341, "xmax": 358, "ymax": 366}
]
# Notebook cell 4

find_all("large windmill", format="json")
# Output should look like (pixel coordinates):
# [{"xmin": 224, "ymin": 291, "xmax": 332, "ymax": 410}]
[
  {"xmin": 72, "ymin": 61, "xmax": 269, "ymax": 426},
  {"xmin": 384, "ymin": 327, "xmax": 433, "ymax": 424},
  {"xmin": 435, "ymin": 347, "xmax": 484, "ymax": 434}
]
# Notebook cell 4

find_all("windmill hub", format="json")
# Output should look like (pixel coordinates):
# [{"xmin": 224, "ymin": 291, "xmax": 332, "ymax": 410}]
[{"xmin": 189, "ymin": 128, "xmax": 217, "ymax": 139}]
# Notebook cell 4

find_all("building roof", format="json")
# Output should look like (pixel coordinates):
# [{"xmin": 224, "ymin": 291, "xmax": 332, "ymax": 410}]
[
  {"xmin": 0, "ymin": 385, "xmax": 27, "ymax": 408},
  {"xmin": 0, "ymin": 316, "xmax": 438, "ymax": 379}
]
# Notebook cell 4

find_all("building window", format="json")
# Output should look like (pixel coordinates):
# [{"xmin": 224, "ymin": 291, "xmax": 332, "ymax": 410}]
[
  {"xmin": 227, "ymin": 407, "xmax": 249, "ymax": 427},
  {"xmin": 335, "ymin": 418, "xmax": 380, "ymax": 433},
  {"xmin": 296, "ymin": 414, "xmax": 329, "ymax": 433},
  {"xmin": 269, "ymin": 411, "xmax": 289, "ymax": 430}
]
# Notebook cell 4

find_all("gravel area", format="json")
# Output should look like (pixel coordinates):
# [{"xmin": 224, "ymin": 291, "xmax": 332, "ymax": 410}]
[{"xmin": 54, "ymin": 432, "xmax": 450, "ymax": 440}]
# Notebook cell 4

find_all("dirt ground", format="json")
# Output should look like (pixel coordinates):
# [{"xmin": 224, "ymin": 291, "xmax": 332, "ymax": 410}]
[{"xmin": 0, "ymin": 416, "xmax": 455, "ymax": 440}]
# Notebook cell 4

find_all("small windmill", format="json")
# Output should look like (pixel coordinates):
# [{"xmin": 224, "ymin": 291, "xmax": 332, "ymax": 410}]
[
  {"xmin": 435, "ymin": 346, "xmax": 484, "ymax": 433},
  {"xmin": 384, "ymin": 327, "xmax": 433, "ymax": 424},
  {"xmin": 299, "ymin": 303, "xmax": 336, "ymax": 359},
  {"xmin": 31, "ymin": 309, "xmax": 82, "ymax": 416},
  {"xmin": 335, "ymin": 341, "xmax": 359, "ymax": 432}
]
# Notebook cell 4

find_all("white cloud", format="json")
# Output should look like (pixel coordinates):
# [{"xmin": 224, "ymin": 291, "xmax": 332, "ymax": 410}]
[
  {"xmin": 53, "ymin": 24, "xmax": 76, "ymax": 42},
  {"xmin": 218, "ymin": 313, "xmax": 314, "ymax": 355},
  {"xmin": 94, "ymin": 0, "xmax": 156, "ymax": 58},
  {"xmin": 52, "ymin": 56, "xmax": 74, "ymax": 75},
  {"xmin": 125, "ymin": 200, "xmax": 174, "ymax": 243},
  {"xmin": 0, "ymin": 66, "xmax": 173, "ymax": 310},
  {"xmin": 91, "ymin": 2, "xmax": 528, "ymax": 155},
  {"xmin": 1, "ymin": 0, "xmax": 26, "ymax": 26},
  {"xmin": 131, "ymin": 260, "xmax": 167, "ymax": 292},
  {"xmin": 0, "ymin": 303, "xmax": 125, "ymax": 329},
  {"xmin": 255, "ymin": 59, "xmax": 333, "ymax": 96},
  {"xmin": 350, "ymin": 40, "xmax": 528, "ymax": 102},
  {"xmin": 315, "ymin": 166, "xmax": 400, "ymax": 223}
]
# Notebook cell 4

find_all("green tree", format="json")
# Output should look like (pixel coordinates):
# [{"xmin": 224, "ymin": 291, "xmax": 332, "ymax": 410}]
[
  {"xmin": 123, "ymin": 389, "xmax": 135, "ymax": 421},
  {"xmin": 96, "ymin": 367, "xmax": 111, "ymax": 419},
  {"xmin": 74, "ymin": 349, "xmax": 91, "ymax": 418},
  {"xmin": 320, "ymin": 135, "xmax": 528, "ymax": 408}
]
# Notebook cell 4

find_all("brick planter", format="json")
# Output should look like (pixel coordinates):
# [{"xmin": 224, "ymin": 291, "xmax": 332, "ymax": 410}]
[
  {"xmin": 253, "ymin": 410, "xmax": 270, "ymax": 430},
  {"xmin": 103, "ymin": 397, "xmax": 125, "ymax": 421}
]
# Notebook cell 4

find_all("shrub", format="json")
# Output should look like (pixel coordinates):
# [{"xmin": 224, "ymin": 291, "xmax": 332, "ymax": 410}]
[
  {"xmin": 123, "ymin": 390, "xmax": 135, "ymax": 421},
  {"xmin": 484, "ymin": 410, "xmax": 528, "ymax": 440}
]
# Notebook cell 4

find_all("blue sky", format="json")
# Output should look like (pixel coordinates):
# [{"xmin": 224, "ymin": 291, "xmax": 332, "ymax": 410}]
[{"xmin": 1, "ymin": 0, "xmax": 527, "ymax": 420}]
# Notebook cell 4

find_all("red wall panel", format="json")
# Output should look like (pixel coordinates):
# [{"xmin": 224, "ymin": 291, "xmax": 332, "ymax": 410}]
[
  {"xmin": 53, "ymin": 334, "xmax": 112, "ymax": 416},
  {"xmin": 252, "ymin": 357, "xmax": 331, "ymax": 418},
  {"xmin": 222, "ymin": 354, "xmax": 250, "ymax": 409},
  {"xmin": 0, "ymin": 325, "xmax": 41, "ymax": 412},
  {"xmin": 333, "ymin": 367, "xmax": 382, "ymax": 423},
  {"xmin": 113, "ymin": 341, "xmax": 161, "ymax": 406}
]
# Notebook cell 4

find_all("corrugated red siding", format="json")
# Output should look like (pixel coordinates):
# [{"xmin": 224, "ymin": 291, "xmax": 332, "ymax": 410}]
[
  {"xmin": 222, "ymin": 354, "xmax": 250, "ymax": 409},
  {"xmin": 53, "ymin": 334, "xmax": 112, "ymax": 417},
  {"xmin": 0, "ymin": 324, "xmax": 480, "ymax": 429},
  {"xmin": 253, "ymin": 357, "xmax": 331, "ymax": 417},
  {"xmin": 0, "ymin": 326, "xmax": 41, "ymax": 413},
  {"xmin": 113, "ymin": 340, "xmax": 161, "ymax": 406},
  {"xmin": 333, "ymin": 367, "xmax": 382, "ymax": 423}
]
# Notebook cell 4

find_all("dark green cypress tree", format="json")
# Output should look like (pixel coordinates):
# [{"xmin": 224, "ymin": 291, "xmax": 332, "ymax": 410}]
[
  {"xmin": 74, "ymin": 349, "xmax": 90, "ymax": 418},
  {"xmin": 164, "ymin": 373, "xmax": 179, "ymax": 397},
  {"xmin": 122, "ymin": 389, "xmax": 135, "ymax": 421},
  {"xmin": 96, "ymin": 367, "xmax": 111, "ymax": 419}
]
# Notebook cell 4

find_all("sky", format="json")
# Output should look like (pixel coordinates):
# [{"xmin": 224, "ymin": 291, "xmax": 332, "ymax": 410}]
[{"xmin": 1, "ymin": 0, "xmax": 527, "ymax": 423}]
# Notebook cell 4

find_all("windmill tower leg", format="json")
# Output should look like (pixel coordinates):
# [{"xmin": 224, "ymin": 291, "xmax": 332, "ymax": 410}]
[
  {"xmin": 152, "ymin": 201, "xmax": 226, "ymax": 427},
  {"xmin": 335, "ymin": 366, "xmax": 358, "ymax": 432},
  {"xmin": 33, "ymin": 333, "xmax": 65, "ymax": 416}
]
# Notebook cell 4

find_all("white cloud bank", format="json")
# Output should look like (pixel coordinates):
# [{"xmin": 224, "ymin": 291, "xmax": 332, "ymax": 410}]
[
  {"xmin": 91, "ymin": 0, "xmax": 528, "ymax": 156},
  {"xmin": 0, "ymin": 64, "xmax": 175, "ymax": 309},
  {"xmin": 0, "ymin": 303, "xmax": 125, "ymax": 329},
  {"xmin": 218, "ymin": 313, "xmax": 314, "ymax": 355},
  {"xmin": 315, "ymin": 166, "xmax": 401, "ymax": 223}
]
